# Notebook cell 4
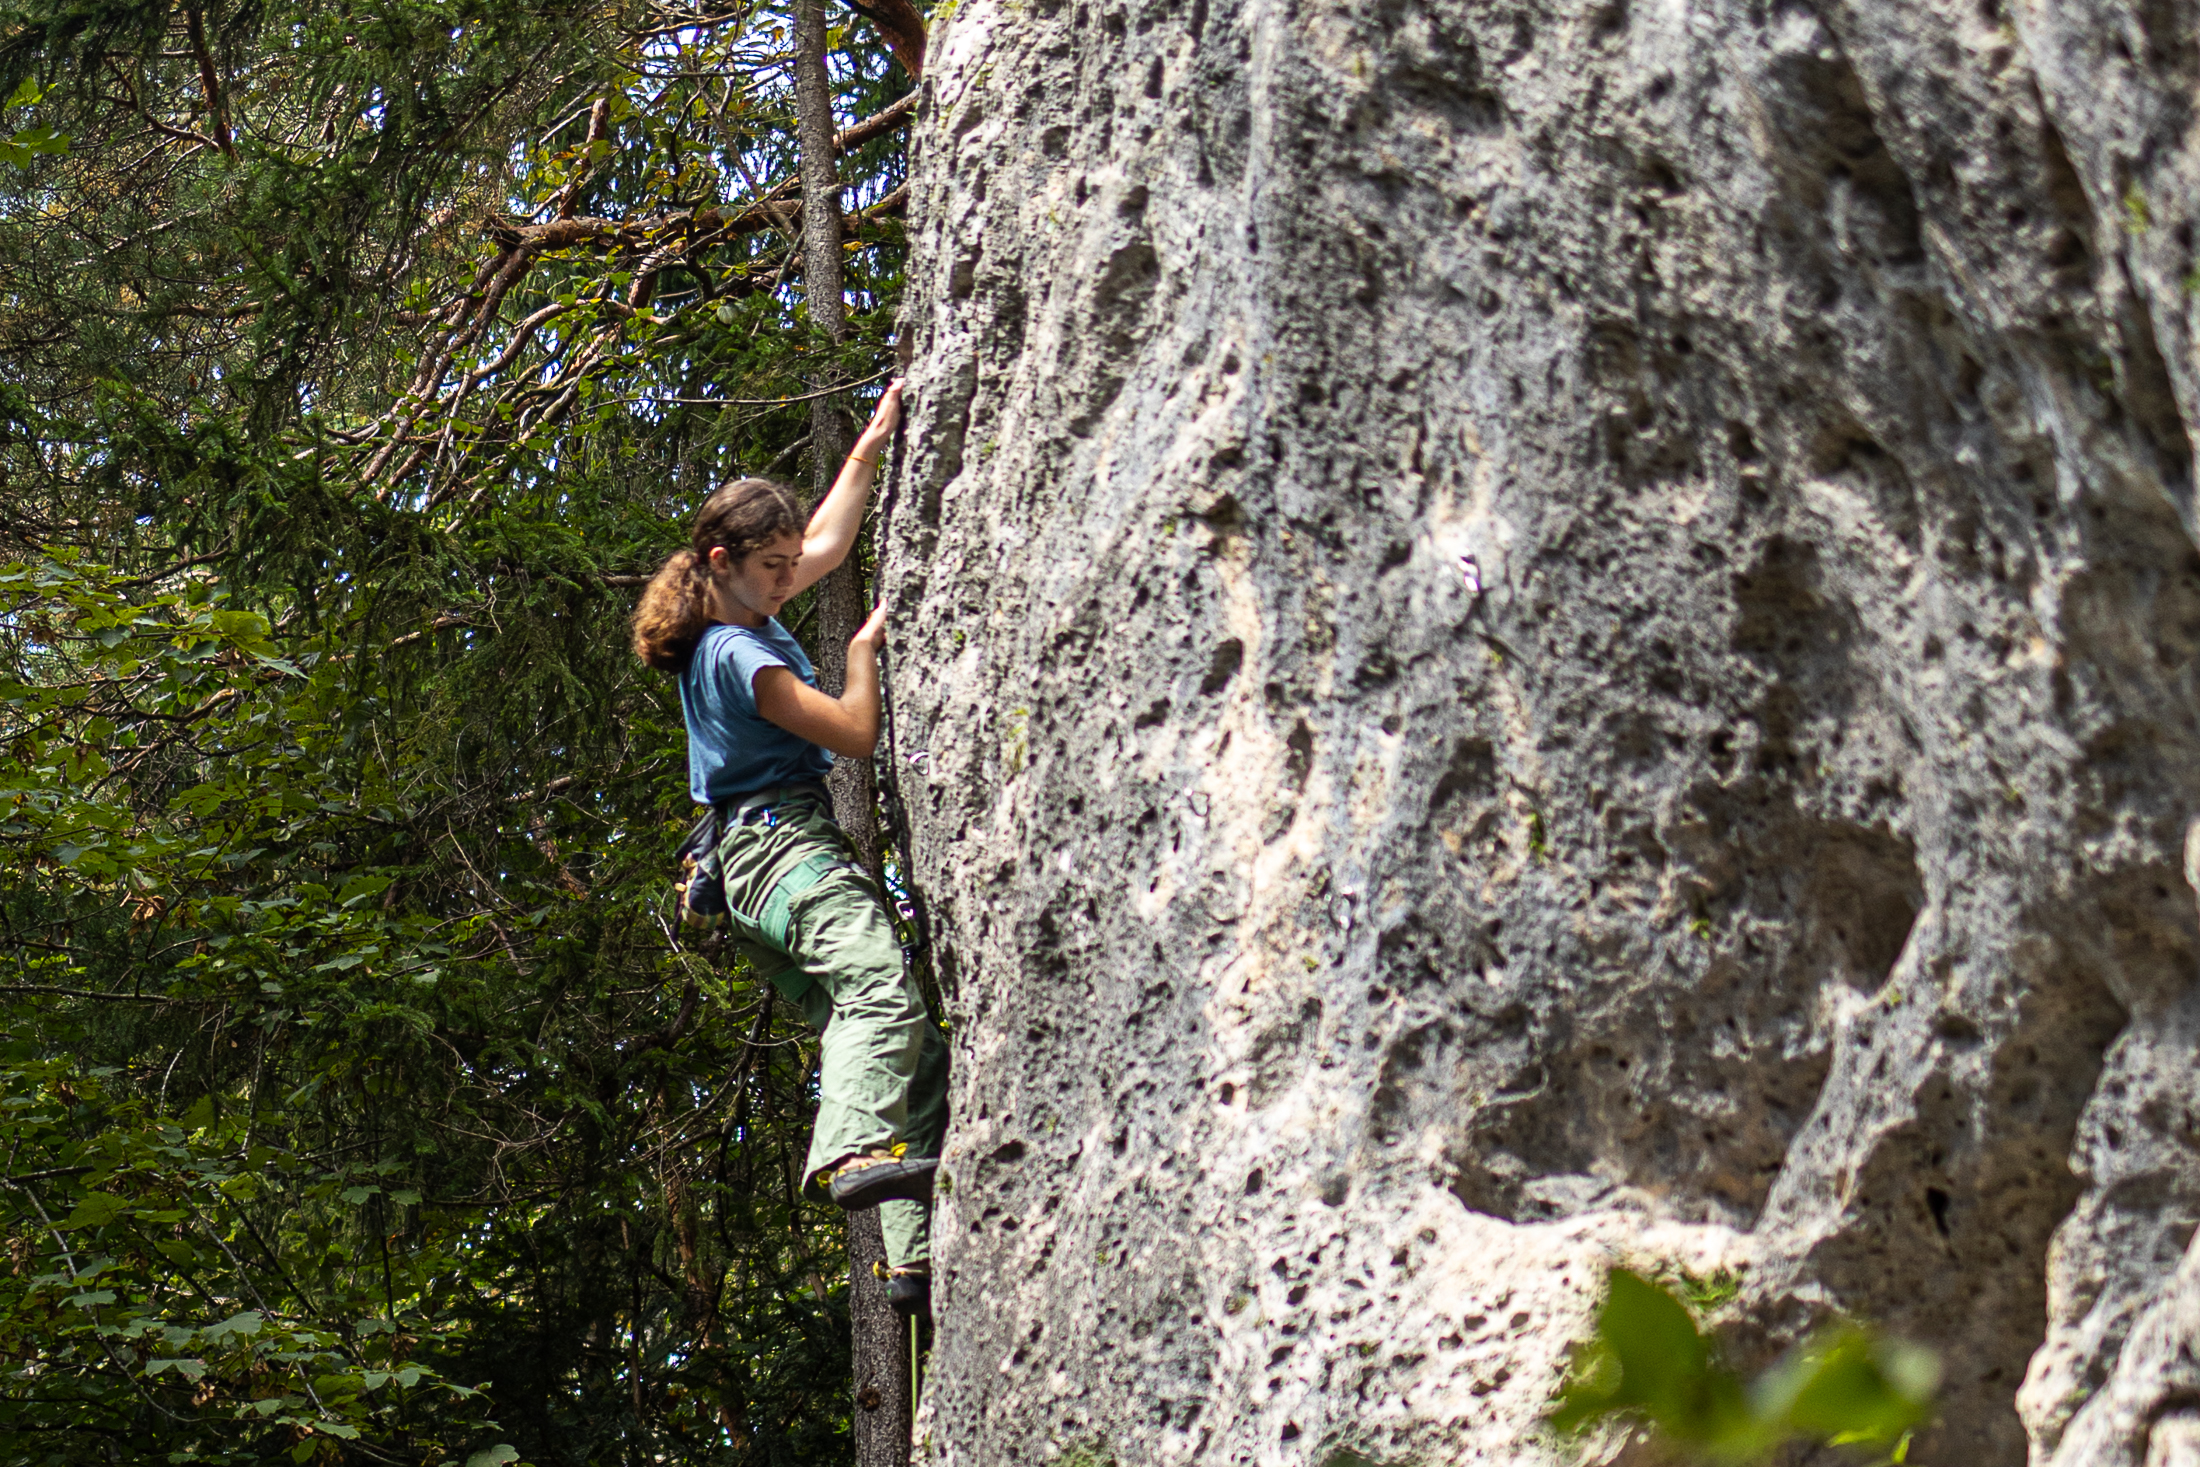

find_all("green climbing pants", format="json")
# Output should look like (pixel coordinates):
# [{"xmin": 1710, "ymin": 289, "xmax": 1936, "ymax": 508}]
[{"xmin": 714, "ymin": 784, "xmax": 947, "ymax": 1270}]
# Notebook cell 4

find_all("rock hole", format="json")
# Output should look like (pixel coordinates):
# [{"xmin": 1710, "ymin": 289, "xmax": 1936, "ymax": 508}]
[
  {"xmin": 1763, "ymin": 33, "xmax": 1922, "ymax": 263},
  {"xmin": 2114, "ymin": 289, "xmax": 2194, "ymax": 497},
  {"xmin": 1284, "ymin": 720, "xmax": 1315, "ymax": 791},
  {"xmin": 1200, "ymin": 638, "xmax": 1244, "ymax": 695},
  {"xmin": 2039, "ymin": 113, "xmax": 2097, "ymax": 284}
]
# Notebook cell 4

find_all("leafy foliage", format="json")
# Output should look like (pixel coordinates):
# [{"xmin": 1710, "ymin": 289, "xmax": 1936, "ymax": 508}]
[
  {"xmin": 0, "ymin": 0, "xmax": 918, "ymax": 1460},
  {"xmin": 0, "ymin": 77, "xmax": 65, "ymax": 166},
  {"xmin": 1550, "ymin": 1269, "xmax": 1939, "ymax": 1465}
]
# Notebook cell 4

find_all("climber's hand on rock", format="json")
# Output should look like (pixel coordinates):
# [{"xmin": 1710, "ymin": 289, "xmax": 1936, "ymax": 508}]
[
  {"xmin": 857, "ymin": 380, "xmax": 904, "ymax": 456},
  {"xmin": 852, "ymin": 599, "xmax": 888, "ymax": 655}
]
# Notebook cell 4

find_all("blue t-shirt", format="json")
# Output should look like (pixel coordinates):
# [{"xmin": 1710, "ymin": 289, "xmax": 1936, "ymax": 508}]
[{"xmin": 680, "ymin": 621, "xmax": 834, "ymax": 804}]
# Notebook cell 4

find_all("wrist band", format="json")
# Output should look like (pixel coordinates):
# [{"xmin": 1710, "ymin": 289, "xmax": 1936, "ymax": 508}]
[{"xmin": 850, "ymin": 454, "xmax": 877, "ymax": 466}]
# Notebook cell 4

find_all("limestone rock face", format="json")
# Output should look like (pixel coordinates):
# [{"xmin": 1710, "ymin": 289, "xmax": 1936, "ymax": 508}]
[{"xmin": 883, "ymin": 0, "xmax": 2200, "ymax": 1461}]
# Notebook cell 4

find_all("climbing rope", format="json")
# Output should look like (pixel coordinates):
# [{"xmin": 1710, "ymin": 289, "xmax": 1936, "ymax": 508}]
[
  {"xmin": 876, "ymin": 648, "xmax": 931, "ymax": 964},
  {"xmin": 872, "ymin": 379, "xmax": 938, "ymax": 999},
  {"xmin": 874, "ymin": 368, "xmax": 937, "ymax": 1411}
]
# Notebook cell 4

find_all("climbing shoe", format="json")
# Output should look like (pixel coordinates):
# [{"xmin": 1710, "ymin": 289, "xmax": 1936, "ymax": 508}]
[
  {"xmin": 880, "ymin": 1263, "xmax": 931, "ymax": 1321},
  {"xmin": 827, "ymin": 1151, "xmax": 938, "ymax": 1210}
]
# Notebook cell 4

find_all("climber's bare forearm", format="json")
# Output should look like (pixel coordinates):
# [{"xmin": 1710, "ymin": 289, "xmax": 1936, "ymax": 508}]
[
  {"xmin": 754, "ymin": 664, "xmax": 880, "ymax": 759},
  {"xmin": 792, "ymin": 381, "xmax": 903, "ymax": 594},
  {"xmin": 794, "ymin": 457, "xmax": 875, "ymax": 591}
]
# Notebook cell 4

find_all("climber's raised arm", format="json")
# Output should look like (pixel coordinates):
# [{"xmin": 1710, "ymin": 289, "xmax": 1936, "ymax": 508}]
[
  {"xmin": 752, "ymin": 600, "xmax": 887, "ymax": 758},
  {"xmin": 791, "ymin": 380, "xmax": 903, "ymax": 595}
]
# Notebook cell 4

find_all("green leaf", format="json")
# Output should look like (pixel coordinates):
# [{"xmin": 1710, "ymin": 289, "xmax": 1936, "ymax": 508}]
[
  {"xmin": 59, "ymin": 1193, "xmax": 128, "ymax": 1229},
  {"xmin": 467, "ymin": 1446, "xmax": 521, "ymax": 1467},
  {"xmin": 337, "ymin": 874, "xmax": 393, "ymax": 907},
  {"xmin": 1758, "ymin": 1329, "xmax": 1937, "ymax": 1446},
  {"xmin": 1552, "ymin": 1271, "xmax": 1939, "ymax": 1464},
  {"xmin": 1589, "ymin": 1268, "xmax": 1720, "ymax": 1433},
  {"xmin": 203, "ymin": 1310, "xmax": 264, "ymax": 1341}
]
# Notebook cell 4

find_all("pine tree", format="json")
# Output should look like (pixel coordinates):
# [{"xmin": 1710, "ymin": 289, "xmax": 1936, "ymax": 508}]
[{"xmin": 0, "ymin": 0, "xmax": 923, "ymax": 1459}]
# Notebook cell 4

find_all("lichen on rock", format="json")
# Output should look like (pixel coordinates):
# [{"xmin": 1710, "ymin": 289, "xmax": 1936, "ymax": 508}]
[{"xmin": 885, "ymin": 0, "xmax": 2200, "ymax": 1461}]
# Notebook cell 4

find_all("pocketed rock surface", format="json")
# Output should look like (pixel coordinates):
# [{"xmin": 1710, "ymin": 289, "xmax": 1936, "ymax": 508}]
[{"xmin": 881, "ymin": 1, "xmax": 2200, "ymax": 1462}]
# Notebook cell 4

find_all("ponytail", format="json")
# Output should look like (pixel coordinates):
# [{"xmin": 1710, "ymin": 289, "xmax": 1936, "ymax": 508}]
[
  {"xmin": 630, "ymin": 476, "xmax": 807, "ymax": 673},
  {"xmin": 630, "ymin": 547, "xmax": 713, "ymax": 672}
]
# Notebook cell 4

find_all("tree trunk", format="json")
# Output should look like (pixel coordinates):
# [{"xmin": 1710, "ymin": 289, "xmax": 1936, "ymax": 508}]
[
  {"xmin": 793, "ymin": 3, "xmax": 907, "ymax": 1461},
  {"xmin": 845, "ymin": 1208, "xmax": 914, "ymax": 1463},
  {"xmin": 795, "ymin": 0, "xmax": 884, "ymax": 879},
  {"xmin": 890, "ymin": 1, "xmax": 2200, "ymax": 1464}
]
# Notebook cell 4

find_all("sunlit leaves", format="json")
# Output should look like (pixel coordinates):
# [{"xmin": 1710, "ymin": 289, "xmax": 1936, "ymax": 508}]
[{"xmin": 1551, "ymin": 1269, "xmax": 1939, "ymax": 1464}]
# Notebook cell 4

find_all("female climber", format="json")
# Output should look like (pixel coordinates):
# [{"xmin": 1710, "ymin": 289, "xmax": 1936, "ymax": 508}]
[{"xmin": 629, "ymin": 380, "xmax": 945, "ymax": 1318}]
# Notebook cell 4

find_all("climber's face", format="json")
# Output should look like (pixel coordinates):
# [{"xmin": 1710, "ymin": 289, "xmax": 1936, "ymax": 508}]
[{"xmin": 710, "ymin": 533, "xmax": 804, "ymax": 624}]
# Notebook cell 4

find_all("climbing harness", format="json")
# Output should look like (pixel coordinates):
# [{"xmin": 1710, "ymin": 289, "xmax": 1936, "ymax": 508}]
[{"xmin": 677, "ymin": 783, "xmax": 869, "ymax": 960}]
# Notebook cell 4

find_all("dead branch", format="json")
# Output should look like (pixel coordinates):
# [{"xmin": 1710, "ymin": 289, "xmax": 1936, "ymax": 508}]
[
  {"xmin": 182, "ymin": 8, "xmax": 236, "ymax": 159},
  {"xmin": 555, "ymin": 98, "xmax": 612, "ymax": 221},
  {"xmin": 837, "ymin": 88, "xmax": 918, "ymax": 151},
  {"xmin": 838, "ymin": 0, "xmax": 927, "ymax": 77}
]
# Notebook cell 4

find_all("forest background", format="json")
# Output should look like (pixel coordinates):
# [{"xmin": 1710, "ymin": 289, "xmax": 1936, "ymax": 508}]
[{"xmin": 0, "ymin": 0, "xmax": 923, "ymax": 1460}]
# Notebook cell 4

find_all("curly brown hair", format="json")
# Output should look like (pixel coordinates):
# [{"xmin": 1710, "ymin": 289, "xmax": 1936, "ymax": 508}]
[{"xmin": 630, "ymin": 477, "xmax": 806, "ymax": 672}]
